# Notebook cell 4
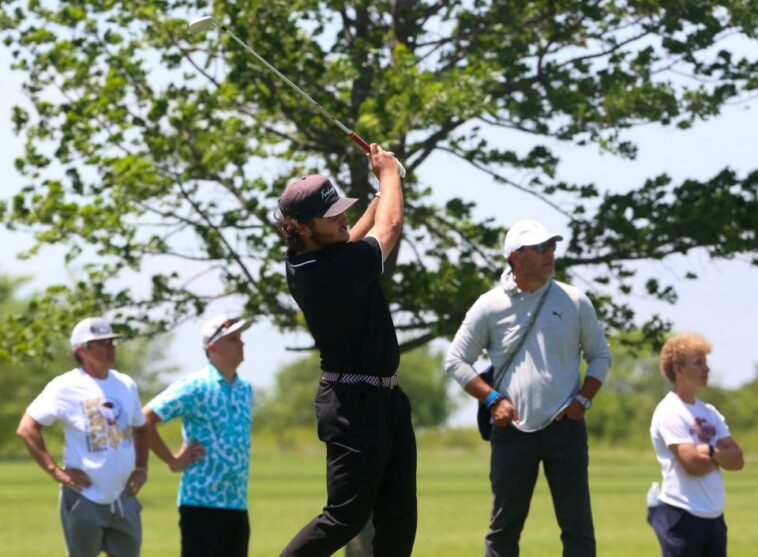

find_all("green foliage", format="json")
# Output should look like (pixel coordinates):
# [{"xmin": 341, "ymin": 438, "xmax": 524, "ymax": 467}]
[
  {"xmin": 255, "ymin": 345, "xmax": 458, "ymax": 431},
  {"xmin": 1, "ymin": 1, "xmax": 758, "ymax": 355},
  {"xmin": 0, "ymin": 274, "xmax": 175, "ymax": 455}
]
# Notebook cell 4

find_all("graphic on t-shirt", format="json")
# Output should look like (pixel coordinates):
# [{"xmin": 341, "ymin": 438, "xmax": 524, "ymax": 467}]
[
  {"xmin": 82, "ymin": 398, "xmax": 129, "ymax": 452},
  {"xmin": 690, "ymin": 417, "xmax": 717, "ymax": 444}
]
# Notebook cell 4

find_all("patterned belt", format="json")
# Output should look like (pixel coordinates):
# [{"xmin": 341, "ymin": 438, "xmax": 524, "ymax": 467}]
[{"xmin": 321, "ymin": 371, "xmax": 399, "ymax": 389}]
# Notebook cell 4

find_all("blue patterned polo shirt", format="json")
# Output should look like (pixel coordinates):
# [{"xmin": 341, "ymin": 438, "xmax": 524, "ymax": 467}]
[{"xmin": 148, "ymin": 364, "xmax": 253, "ymax": 510}]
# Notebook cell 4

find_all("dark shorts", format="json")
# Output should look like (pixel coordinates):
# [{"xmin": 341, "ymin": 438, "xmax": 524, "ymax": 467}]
[
  {"xmin": 648, "ymin": 502, "xmax": 727, "ymax": 557},
  {"xmin": 179, "ymin": 504, "xmax": 250, "ymax": 557}
]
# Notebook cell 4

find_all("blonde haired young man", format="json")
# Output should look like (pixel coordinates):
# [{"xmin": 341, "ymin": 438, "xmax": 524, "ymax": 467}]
[{"xmin": 649, "ymin": 332, "xmax": 745, "ymax": 557}]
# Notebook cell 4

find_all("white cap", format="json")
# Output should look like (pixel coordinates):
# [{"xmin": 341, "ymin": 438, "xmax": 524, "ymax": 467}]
[
  {"xmin": 70, "ymin": 317, "xmax": 125, "ymax": 348},
  {"xmin": 201, "ymin": 314, "xmax": 252, "ymax": 348},
  {"xmin": 503, "ymin": 219, "xmax": 563, "ymax": 258}
]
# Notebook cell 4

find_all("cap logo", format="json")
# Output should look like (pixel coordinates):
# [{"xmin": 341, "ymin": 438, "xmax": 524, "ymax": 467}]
[
  {"xmin": 321, "ymin": 185, "xmax": 337, "ymax": 203},
  {"xmin": 91, "ymin": 323, "xmax": 111, "ymax": 334}
]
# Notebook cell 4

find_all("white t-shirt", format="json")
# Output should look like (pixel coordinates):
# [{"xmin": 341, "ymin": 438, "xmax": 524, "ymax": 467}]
[
  {"xmin": 650, "ymin": 391, "xmax": 731, "ymax": 518},
  {"xmin": 27, "ymin": 368, "xmax": 146, "ymax": 504}
]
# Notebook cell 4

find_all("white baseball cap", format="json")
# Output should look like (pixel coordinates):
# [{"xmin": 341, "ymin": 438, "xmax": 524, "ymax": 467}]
[
  {"xmin": 201, "ymin": 314, "xmax": 252, "ymax": 348},
  {"xmin": 503, "ymin": 219, "xmax": 563, "ymax": 258},
  {"xmin": 70, "ymin": 317, "xmax": 125, "ymax": 349}
]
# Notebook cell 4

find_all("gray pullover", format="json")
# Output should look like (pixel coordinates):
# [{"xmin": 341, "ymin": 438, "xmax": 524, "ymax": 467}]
[{"xmin": 445, "ymin": 270, "xmax": 611, "ymax": 432}]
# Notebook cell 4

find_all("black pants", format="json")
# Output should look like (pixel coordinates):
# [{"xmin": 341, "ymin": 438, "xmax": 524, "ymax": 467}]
[
  {"xmin": 281, "ymin": 380, "xmax": 417, "ymax": 557},
  {"xmin": 648, "ymin": 502, "xmax": 727, "ymax": 557},
  {"xmin": 179, "ymin": 505, "xmax": 250, "ymax": 557},
  {"xmin": 486, "ymin": 418, "xmax": 595, "ymax": 557}
]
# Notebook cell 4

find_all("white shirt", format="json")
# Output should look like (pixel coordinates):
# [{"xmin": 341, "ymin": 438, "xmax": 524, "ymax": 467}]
[
  {"xmin": 27, "ymin": 368, "xmax": 145, "ymax": 504},
  {"xmin": 650, "ymin": 391, "xmax": 730, "ymax": 518}
]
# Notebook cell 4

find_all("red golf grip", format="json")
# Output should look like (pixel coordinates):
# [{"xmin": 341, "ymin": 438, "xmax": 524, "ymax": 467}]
[
  {"xmin": 348, "ymin": 131, "xmax": 371, "ymax": 152},
  {"xmin": 348, "ymin": 130, "xmax": 406, "ymax": 178}
]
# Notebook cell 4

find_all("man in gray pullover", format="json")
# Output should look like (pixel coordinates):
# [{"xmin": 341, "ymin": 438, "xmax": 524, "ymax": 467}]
[{"xmin": 446, "ymin": 219, "xmax": 611, "ymax": 557}]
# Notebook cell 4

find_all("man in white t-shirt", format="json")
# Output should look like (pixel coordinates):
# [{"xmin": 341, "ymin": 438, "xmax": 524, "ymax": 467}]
[
  {"xmin": 16, "ymin": 317, "xmax": 149, "ymax": 557},
  {"xmin": 649, "ymin": 332, "xmax": 744, "ymax": 557}
]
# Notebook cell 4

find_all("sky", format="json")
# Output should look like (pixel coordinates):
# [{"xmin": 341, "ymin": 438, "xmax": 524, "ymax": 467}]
[{"xmin": 2, "ymin": 36, "xmax": 757, "ymax": 426}]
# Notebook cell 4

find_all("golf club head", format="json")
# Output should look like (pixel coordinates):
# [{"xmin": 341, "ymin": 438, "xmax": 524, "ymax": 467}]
[{"xmin": 188, "ymin": 16, "xmax": 221, "ymax": 34}]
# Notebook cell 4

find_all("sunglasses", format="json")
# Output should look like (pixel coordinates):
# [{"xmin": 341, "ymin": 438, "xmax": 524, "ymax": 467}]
[
  {"xmin": 87, "ymin": 338, "xmax": 117, "ymax": 348},
  {"xmin": 519, "ymin": 239, "xmax": 557, "ymax": 254},
  {"xmin": 207, "ymin": 319, "xmax": 237, "ymax": 346}
]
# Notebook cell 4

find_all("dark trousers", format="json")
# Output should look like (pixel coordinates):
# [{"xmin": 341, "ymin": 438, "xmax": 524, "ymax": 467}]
[
  {"xmin": 179, "ymin": 505, "xmax": 250, "ymax": 557},
  {"xmin": 648, "ymin": 502, "xmax": 727, "ymax": 557},
  {"xmin": 486, "ymin": 418, "xmax": 595, "ymax": 557},
  {"xmin": 281, "ymin": 380, "xmax": 417, "ymax": 557}
]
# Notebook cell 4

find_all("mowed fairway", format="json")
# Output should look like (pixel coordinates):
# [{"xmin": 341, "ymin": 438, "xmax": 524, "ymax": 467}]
[{"xmin": 1, "ymin": 441, "xmax": 755, "ymax": 556}]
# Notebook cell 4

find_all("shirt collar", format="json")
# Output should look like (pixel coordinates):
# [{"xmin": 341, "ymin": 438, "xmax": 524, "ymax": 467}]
[
  {"xmin": 208, "ymin": 363, "xmax": 237, "ymax": 384},
  {"xmin": 500, "ymin": 268, "xmax": 553, "ymax": 296}
]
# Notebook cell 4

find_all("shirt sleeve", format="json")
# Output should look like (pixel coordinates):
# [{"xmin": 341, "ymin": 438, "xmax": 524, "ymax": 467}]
[
  {"xmin": 657, "ymin": 406, "xmax": 697, "ymax": 447},
  {"xmin": 341, "ymin": 237, "xmax": 384, "ymax": 288},
  {"xmin": 147, "ymin": 377, "xmax": 198, "ymax": 423},
  {"xmin": 707, "ymin": 403, "xmax": 731, "ymax": 442},
  {"xmin": 25, "ymin": 379, "xmax": 62, "ymax": 427},
  {"xmin": 577, "ymin": 292, "xmax": 612, "ymax": 383},
  {"xmin": 445, "ymin": 296, "xmax": 490, "ymax": 387}
]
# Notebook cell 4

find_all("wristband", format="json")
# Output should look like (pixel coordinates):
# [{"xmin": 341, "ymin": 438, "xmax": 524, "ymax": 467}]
[
  {"xmin": 485, "ymin": 390, "xmax": 506, "ymax": 409},
  {"xmin": 134, "ymin": 466, "xmax": 148, "ymax": 473}
]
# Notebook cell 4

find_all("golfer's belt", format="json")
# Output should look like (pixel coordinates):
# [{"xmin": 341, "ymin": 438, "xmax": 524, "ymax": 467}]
[{"xmin": 321, "ymin": 371, "xmax": 399, "ymax": 389}]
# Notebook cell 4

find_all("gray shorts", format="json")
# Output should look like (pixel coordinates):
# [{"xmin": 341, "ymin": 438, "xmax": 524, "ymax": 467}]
[{"xmin": 59, "ymin": 485, "xmax": 142, "ymax": 557}]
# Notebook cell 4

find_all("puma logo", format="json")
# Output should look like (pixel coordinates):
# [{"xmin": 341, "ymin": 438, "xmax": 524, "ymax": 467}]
[{"xmin": 552, "ymin": 311, "xmax": 563, "ymax": 320}]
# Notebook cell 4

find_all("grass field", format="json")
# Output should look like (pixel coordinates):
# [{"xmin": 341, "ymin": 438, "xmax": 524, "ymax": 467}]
[{"xmin": 1, "ymin": 434, "xmax": 755, "ymax": 556}]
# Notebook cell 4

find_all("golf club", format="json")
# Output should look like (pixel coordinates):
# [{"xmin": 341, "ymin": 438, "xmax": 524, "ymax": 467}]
[{"xmin": 188, "ymin": 16, "xmax": 406, "ymax": 178}]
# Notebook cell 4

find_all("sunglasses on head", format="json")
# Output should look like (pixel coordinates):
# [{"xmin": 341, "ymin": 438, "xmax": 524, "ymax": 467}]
[{"xmin": 519, "ymin": 239, "xmax": 557, "ymax": 254}]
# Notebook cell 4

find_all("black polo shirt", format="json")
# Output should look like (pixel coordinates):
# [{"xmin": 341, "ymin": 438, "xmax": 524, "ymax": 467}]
[{"xmin": 286, "ymin": 236, "xmax": 400, "ymax": 376}]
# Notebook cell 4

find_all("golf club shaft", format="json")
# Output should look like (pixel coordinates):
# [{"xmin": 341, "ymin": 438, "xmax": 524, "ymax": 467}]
[{"xmin": 212, "ymin": 21, "xmax": 406, "ymax": 177}]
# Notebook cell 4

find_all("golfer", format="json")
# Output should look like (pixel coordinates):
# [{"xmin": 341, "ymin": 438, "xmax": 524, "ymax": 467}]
[
  {"xmin": 16, "ymin": 317, "xmax": 148, "ymax": 557},
  {"xmin": 649, "ymin": 332, "xmax": 744, "ymax": 556},
  {"xmin": 275, "ymin": 144, "xmax": 416, "ymax": 557},
  {"xmin": 143, "ymin": 314, "xmax": 253, "ymax": 557}
]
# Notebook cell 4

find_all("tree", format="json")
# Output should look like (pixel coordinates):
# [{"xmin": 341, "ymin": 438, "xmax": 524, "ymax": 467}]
[
  {"xmin": 255, "ymin": 345, "xmax": 457, "ymax": 431},
  {"xmin": 1, "ymin": 1, "xmax": 757, "ymax": 356},
  {"xmin": 0, "ymin": 274, "xmax": 175, "ymax": 455}
]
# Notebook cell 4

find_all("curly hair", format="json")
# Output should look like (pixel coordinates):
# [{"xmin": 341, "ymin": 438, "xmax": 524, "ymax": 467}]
[
  {"xmin": 276, "ymin": 215, "xmax": 310, "ymax": 254},
  {"xmin": 659, "ymin": 332, "xmax": 712, "ymax": 383}
]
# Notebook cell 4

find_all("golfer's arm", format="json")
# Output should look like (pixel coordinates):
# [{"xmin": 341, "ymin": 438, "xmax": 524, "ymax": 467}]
[
  {"xmin": 714, "ymin": 437, "xmax": 744, "ymax": 470},
  {"xmin": 16, "ymin": 413, "xmax": 60, "ymax": 478},
  {"xmin": 349, "ymin": 197, "xmax": 379, "ymax": 242},
  {"xmin": 366, "ymin": 171, "xmax": 403, "ymax": 260},
  {"xmin": 142, "ymin": 408, "xmax": 176, "ymax": 467}
]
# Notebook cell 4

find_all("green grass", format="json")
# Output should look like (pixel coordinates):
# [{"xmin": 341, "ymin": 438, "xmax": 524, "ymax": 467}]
[{"xmin": 1, "ymin": 434, "xmax": 755, "ymax": 556}]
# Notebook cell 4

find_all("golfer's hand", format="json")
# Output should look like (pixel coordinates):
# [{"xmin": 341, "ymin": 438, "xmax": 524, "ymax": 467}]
[
  {"xmin": 171, "ymin": 440, "xmax": 206, "ymax": 472},
  {"xmin": 55, "ymin": 467, "xmax": 92, "ymax": 490},
  {"xmin": 491, "ymin": 398, "xmax": 518, "ymax": 428},
  {"xmin": 127, "ymin": 468, "xmax": 147, "ymax": 495},
  {"xmin": 368, "ymin": 144, "xmax": 401, "ymax": 179}
]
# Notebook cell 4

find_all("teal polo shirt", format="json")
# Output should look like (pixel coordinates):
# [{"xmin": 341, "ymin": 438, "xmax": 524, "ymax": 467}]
[{"xmin": 148, "ymin": 364, "xmax": 253, "ymax": 510}]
